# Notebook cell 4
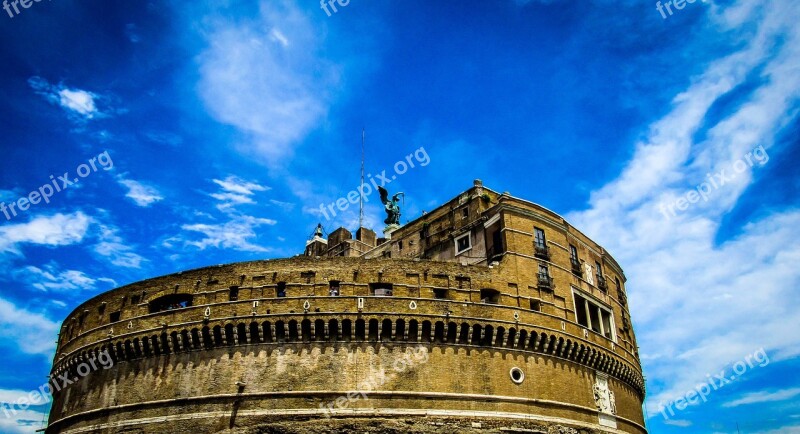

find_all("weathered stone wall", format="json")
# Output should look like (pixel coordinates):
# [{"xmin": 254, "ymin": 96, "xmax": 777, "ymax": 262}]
[{"xmin": 47, "ymin": 256, "xmax": 646, "ymax": 433}]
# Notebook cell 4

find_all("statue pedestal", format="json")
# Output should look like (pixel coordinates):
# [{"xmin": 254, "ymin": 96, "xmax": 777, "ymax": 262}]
[{"xmin": 383, "ymin": 224, "xmax": 400, "ymax": 240}]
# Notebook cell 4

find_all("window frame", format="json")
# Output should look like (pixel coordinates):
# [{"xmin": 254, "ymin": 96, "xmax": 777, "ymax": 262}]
[
  {"xmin": 571, "ymin": 287, "xmax": 616, "ymax": 342},
  {"xmin": 534, "ymin": 227, "xmax": 546, "ymax": 248},
  {"xmin": 569, "ymin": 244, "xmax": 579, "ymax": 264},
  {"xmin": 454, "ymin": 232, "xmax": 472, "ymax": 255}
]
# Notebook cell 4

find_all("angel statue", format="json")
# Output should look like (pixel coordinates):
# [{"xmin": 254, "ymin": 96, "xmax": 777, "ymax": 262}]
[{"xmin": 378, "ymin": 186, "xmax": 403, "ymax": 226}]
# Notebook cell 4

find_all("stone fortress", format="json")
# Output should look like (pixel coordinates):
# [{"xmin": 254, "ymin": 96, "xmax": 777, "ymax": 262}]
[{"xmin": 46, "ymin": 180, "xmax": 646, "ymax": 434}]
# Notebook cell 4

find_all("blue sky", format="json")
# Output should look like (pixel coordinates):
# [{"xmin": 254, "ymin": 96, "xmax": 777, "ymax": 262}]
[{"xmin": 1, "ymin": 0, "xmax": 799, "ymax": 432}]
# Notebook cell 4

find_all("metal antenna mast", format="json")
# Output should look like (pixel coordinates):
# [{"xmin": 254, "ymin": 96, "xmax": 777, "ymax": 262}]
[{"xmin": 359, "ymin": 128, "xmax": 365, "ymax": 229}]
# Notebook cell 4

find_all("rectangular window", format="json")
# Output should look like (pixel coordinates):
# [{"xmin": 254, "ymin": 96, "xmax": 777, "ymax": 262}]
[
  {"xmin": 329, "ymin": 281, "xmax": 340, "ymax": 296},
  {"xmin": 573, "ymin": 291, "xmax": 615, "ymax": 341},
  {"xmin": 462, "ymin": 207, "xmax": 469, "ymax": 219},
  {"xmin": 229, "ymin": 286, "xmax": 239, "ymax": 301},
  {"xmin": 276, "ymin": 282, "xmax": 287, "ymax": 297},
  {"xmin": 480, "ymin": 288, "xmax": 500, "ymax": 304},
  {"xmin": 109, "ymin": 311, "xmax": 121, "ymax": 323},
  {"xmin": 433, "ymin": 288, "xmax": 447, "ymax": 299},
  {"xmin": 534, "ymin": 227, "xmax": 546, "ymax": 248},
  {"xmin": 595, "ymin": 261, "xmax": 607, "ymax": 291},
  {"xmin": 537, "ymin": 263, "xmax": 552, "ymax": 289},
  {"xmin": 370, "ymin": 283, "xmax": 393, "ymax": 296},
  {"xmin": 570, "ymin": 244, "xmax": 579, "ymax": 265},
  {"xmin": 455, "ymin": 232, "xmax": 471, "ymax": 255}
]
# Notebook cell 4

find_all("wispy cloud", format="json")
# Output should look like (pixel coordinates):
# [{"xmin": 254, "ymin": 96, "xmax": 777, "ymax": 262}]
[
  {"xmin": 196, "ymin": 0, "xmax": 339, "ymax": 165},
  {"xmin": 723, "ymin": 388, "xmax": 800, "ymax": 407},
  {"xmin": 14, "ymin": 264, "xmax": 114, "ymax": 292},
  {"xmin": 179, "ymin": 215, "xmax": 277, "ymax": 252},
  {"xmin": 563, "ymin": 0, "xmax": 800, "ymax": 414},
  {"xmin": 751, "ymin": 425, "xmax": 800, "ymax": 434},
  {"xmin": 93, "ymin": 224, "xmax": 146, "ymax": 268},
  {"xmin": 210, "ymin": 175, "xmax": 269, "ymax": 211},
  {"xmin": 0, "ymin": 212, "xmax": 92, "ymax": 256},
  {"xmin": 0, "ymin": 406, "xmax": 48, "ymax": 434},
  {"xmin": 0, "ymin": 297, "xmax": 59, "ymax": 356},
  {"xmin": 117, "ymin": 178, "xmax": 164, "ymax": 207},
  {"xmin": 664, "ymin": 419, "xmax": 693, "ymax": 427},
  {"xmin": 28, "ymin": 76, "xmax": 101, "ymax": 120}
]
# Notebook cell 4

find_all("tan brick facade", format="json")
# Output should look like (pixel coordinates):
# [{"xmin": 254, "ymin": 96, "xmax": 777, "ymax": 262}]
[{"xmin": 46, "ymin": 182, "xmax": 646, "ymax": 434}]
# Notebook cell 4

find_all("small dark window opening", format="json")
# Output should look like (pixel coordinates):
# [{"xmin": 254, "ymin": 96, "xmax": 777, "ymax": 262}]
[
  {"xmin": 575, "ymin": 294, "xmax": 588, "ymax": 326},
  {"xmin": 462, "ymin": 207, "xmax": 469, "ymax": 219},
  {"xmin": 109, "ymin": 311, "xmax": 121, "ymax": 323},
  {"xmin": 570, "ymin": 244, "xmax": 579, "ymax": 264},
  {"xmin": 433, "ymin": 288, "xmax": 447, "ymax": 299},
  {"xmin": 98, "ymin": 304, "xmax": 106, "ymax": 315},
  {"xmin": 370, "ymin": 283, "xmax": 393, "ymax": 296},
  {"xmin": 148, "ymin": 294, "xmax": 194, "ymax": 313},
  {"xmin": 276, "ymin": 282, "xmax": 287, "ymax": 297},
  {"xmin": 131, "ymin": 294, "xmax": 141, "ymax": 305},
  {"xmin": 530, "ymin": 300, "xmax": 541, "ymax": 311},
  {"xmin": 229, "ymin": 286, "xmax": 239, "ymax": 301},
  {"xmin": 398, "ymin": 240, "xmax": 403, "ymax": 251},
  {"xmin": 570, "ymin": 244, "xmax": 582, "ymax": 276},
  {"xmin": 329, "ymin": 280, "xmax": 340, "ymax": 296},
  {"xmin": 480, "ymin": 288, "xmax": 500, "ymax": 304}
]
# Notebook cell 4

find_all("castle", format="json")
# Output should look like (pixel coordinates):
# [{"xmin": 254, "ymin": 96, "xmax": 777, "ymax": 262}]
[{"xmin": 45, "ymin": 180, "xmax": 646, "ymax": 433}]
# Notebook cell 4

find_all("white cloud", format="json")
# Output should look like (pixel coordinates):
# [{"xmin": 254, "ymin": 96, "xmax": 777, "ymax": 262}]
[
  {"xmin": 210, "ymin": 176, "xmax": 269, "ymax": 211},
  {"xmin": 16, "ymin": 265, "xmax": 98, "ymax": 292},
  {"xmin": 560, "ymin": 0, "xmax": 800, "ymax": 416},
  {"xmin": 28, "ymin": 76, "xmax": 101, "ymax": 120},
  {"xmin": 179, "ymin": 215, "xmax": 276, "ymax": 252},
  {"xmin": 93, "ymin": 224, "xmax": 146, "ymax": 268},
  {"xmin": 196, "ymin": 0, "xmax": 339, "ymax": 165},
  {"xmin": 269, "ymin": 199, "xmax": 295, "ymax": 211},
  {"xmin": 750, "ymin": 424, "xmax": 800, "ymax": 434},
  {"xmin": 664, "ymin": 419, "xmax": 693, "ymax": 427},
  {"xmin": 213, "ymin": 176, "xmax": 269, "ymax": 196},
  {"xmin": 117, "ymin": 178, "xmax": 164, "ymax": 207},
  {"xmin": 0, "ymin": 297, "xmax": 59, "ymax": 356},
  {"xmin": 58, "ymin": 88, "xmax": 97, "ymax": 118},
  {"xmin": 0, "ymin": 212, "xmax": 92, "ymax": 256},
  {"xmin": 0, "ymin": 406, "xmax": 49, "ymax": 434},
  {"xmin": 269, "ymin": 28, "xmax": 289, "ymax": 47},
  {"xmin": 723, "ymin": 388, "xmax": 800, "ymax": 407}
]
